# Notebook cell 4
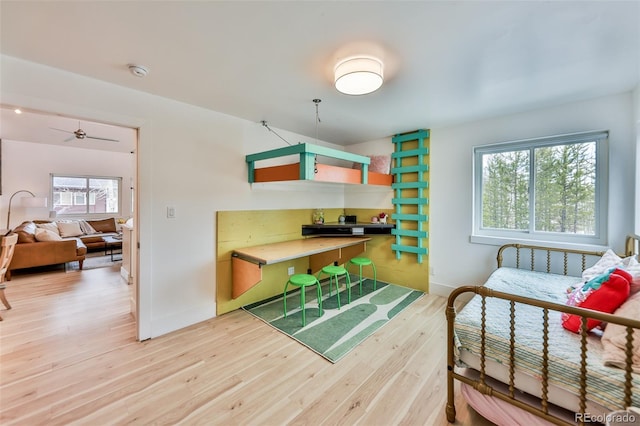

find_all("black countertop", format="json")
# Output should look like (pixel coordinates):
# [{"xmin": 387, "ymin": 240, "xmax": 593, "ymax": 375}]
[{"xmin": 302, "ymin": 222, "xmax": 394, "ymax": 236}]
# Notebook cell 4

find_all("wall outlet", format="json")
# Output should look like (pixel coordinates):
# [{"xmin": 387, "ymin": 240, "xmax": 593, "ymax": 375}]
[
  {"xmin": 288, "ymin": 266, "xmax": 295, "ymax": 276},
  {"xmin": 167, "ymin": 206, "xmax": 176, "ymax": 218}
]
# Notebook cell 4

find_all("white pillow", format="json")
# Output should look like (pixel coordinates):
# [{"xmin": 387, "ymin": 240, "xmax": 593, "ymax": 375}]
[
  {"xmin": 582, "ymin": 249, "xmax": 623, "ymax": 282},
  {"xmin": 621, "ymin": 256, "xmax": 640, "ymax": 294},
  {"xmin": 56, "ymin": 221, "xmax": 83, "ymax": 238},
  {"xmin": 35, "ymin": 228, "xmax": 63, "ymax": 242},
  {"xmin": 36, "ymin": 222, "xmax": 60, "ymax": 235}
]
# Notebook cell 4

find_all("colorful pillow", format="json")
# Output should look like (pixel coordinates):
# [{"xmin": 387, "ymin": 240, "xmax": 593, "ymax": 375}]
[
  {"xmin": 351, "ymin": 155, "xmax": 392, "ymax": 174},
  {"xmin": 562, "ymin": 268, "xmax": 632, "ymax": 333},
  {"xmin": 34, "ymin": 228, "xmax": 63, "ymax": 242}
]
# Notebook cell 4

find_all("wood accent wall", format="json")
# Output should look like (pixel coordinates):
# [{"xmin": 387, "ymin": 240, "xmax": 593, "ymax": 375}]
[{"xmin": 216, "ymin": 208, "xmax": 428, "ymax": 316}]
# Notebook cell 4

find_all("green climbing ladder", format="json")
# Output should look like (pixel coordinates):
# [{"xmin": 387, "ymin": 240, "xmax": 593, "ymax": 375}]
[{"xmin": 391, "ymin": 129, "xmax": 429, "ymax": 263}]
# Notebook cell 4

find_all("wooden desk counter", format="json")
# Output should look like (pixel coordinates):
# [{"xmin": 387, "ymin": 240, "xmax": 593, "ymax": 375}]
[{"xmin": 232, "ymin": 237, "xmax": 370, "ymax": 298}]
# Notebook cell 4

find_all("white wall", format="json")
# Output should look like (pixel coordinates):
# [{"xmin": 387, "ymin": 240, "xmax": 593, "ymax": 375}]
[
  {"xmin": 4, "ymin": 54, "xmax": 637, "ymax": 336},
  {"xmin": 634, "ymin": 84, "xmax": 640, "ymax": 234},
  {"xmin": 1, "ymin": 55, "xmax": 348, "ymax": 339},
  {"xmin": 1, "ymin": 140, "xmax": 134, "ymax": 228},
  {"xmin": 429, "ymin": 92, "xmax": 636, "ymax": 295}
]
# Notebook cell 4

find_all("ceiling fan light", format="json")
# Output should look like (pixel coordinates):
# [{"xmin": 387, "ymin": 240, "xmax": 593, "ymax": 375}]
[{"xmin": 334, "ymin": 56, "xmax": 384, "ymax": 96}]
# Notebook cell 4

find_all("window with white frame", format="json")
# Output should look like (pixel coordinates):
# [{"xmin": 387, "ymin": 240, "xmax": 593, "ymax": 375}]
[
  {"xmin": 51, "ymin": 175, "xmax": 121, "ymax": 216},
  {"xmin": 472, "ymin": 131, "xmax": 608, "ymax": 245}
]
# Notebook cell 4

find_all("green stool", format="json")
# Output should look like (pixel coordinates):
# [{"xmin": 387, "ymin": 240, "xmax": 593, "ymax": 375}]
[
  {"xmin": 284, "ymin": 274, "xmax": 322, "ymax": 326},
  {"xmin": 318, "ymin": 265, "xmax": 352, "ymax": 307},
  {"xmin": 348, "ymin": 257, "xmax": 377, "ymax": 295}
]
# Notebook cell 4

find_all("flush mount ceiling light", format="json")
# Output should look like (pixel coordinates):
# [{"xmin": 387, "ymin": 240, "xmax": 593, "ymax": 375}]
[{"xmin": 334, "ymin": 56, "xmax": 384, "ymax": 95}]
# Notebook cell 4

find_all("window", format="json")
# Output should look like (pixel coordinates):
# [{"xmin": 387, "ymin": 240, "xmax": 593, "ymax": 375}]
[
  {"xmin": 473, "ymin": 131, "xmax": 608, "ymax": 246},
  {"xmin": 51, "ymin": 175, "xmax": 121, "ymax": 216}
]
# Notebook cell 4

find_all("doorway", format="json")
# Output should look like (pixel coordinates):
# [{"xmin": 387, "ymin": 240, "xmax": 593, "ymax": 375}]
[{"xmin": 0, "ymin": 105, "xmax": 140, "ymax": 339}]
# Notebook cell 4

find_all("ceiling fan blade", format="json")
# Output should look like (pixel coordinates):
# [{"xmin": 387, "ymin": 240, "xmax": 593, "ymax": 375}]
[
  {"xmin": 86, "ymin": 135, "xmax": 120, "ymax": 142},
  {"xmin": 64, "ymin": 136, "xmax": 76, "ymax": 142},
  {"xmin": 50, "ymin": 127, "xmax": 74, "ymax": 134}
]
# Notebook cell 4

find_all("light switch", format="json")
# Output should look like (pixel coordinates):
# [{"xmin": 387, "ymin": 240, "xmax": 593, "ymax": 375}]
[{"xmin": 167, "ymin": 206, "xmax": 176, "ymax": 218}]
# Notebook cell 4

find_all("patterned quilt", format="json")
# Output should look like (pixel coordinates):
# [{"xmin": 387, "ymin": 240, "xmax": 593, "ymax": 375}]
[{"xmin": 455, "ymin": 267, "xmax": 640, "ymax": 411}]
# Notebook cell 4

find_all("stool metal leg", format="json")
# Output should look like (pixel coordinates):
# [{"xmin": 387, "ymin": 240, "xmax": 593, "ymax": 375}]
[
  {"xmin": 283, "ymin": 281, "xmax": 290, "ymax": 318},
  {"xmin": 300, "ymin": 284, "xmax": 306, "ymax": 326},
  {"xmin": 372, "ymin": 262, "xmax": 377, "ymax": 290},
  {"xmin": 315, "ymin": 280, "xmax": 323, "ymax": 316}
]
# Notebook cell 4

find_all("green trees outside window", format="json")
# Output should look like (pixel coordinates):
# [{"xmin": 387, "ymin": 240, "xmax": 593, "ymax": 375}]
[{"xmin": 474, "ymin": 131, "xmax": 607, "ymax": 244}]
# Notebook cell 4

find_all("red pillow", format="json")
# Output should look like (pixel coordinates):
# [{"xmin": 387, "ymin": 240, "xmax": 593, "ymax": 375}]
[{"xmin": 562, "ymin": 268, "xmax": 632, "ymax": 333}]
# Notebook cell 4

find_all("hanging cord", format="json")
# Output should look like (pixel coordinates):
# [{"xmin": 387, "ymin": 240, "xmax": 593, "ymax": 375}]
[
  {"xmin": 261, "ymin": 120, "xmax": 292, "ymax": 146},
  {"xmin": 313, "ymin": 99, "xmax": 321, "ymax": 173}
]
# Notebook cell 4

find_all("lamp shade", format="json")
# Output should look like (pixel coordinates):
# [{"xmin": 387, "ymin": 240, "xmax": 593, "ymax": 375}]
[{"xmin": 334, "ymin": 56, "xmax": 384, "ymax": 95}]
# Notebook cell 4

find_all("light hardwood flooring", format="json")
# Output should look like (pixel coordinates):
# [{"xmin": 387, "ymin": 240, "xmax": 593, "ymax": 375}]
[{"xmin": 0, "ymin": 263, "xmax": 493, "ymax": 425}]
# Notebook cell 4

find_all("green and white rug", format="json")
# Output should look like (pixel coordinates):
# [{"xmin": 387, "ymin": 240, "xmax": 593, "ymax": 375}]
[{"xmin": 242, "ymin": 277, "xmax": 423, "ymax": 363}]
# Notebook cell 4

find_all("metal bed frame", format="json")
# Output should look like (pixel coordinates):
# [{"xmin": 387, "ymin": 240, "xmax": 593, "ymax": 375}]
[{"xmin": 446, "ymin": 234, "xmax": 640, "ymax": 425}]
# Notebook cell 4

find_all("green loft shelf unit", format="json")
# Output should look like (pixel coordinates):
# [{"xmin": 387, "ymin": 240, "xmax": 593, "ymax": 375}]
[
  {"xmin": 391, "ymin": 129, "xmax": 430, "ymax": 263},
  {"xmin": 246, "ymin": 143, "xmax": 394, "ymax": 186}
]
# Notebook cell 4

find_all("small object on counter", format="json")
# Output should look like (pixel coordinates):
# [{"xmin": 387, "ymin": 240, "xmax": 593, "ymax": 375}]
[
  {"xmin": 371, "ymin": 216, "xmax": 379, "ymax": 223},
  {"xmin": 379, "ymin": 212, "xmax": 388, "ymax": 224},
  {"xmin": 338, "ymin": 214, "xmax": 346, "ymax": 224},
  {"xmin": 313, "ymin": 208, "xmax": 325, "ymax": 224}
]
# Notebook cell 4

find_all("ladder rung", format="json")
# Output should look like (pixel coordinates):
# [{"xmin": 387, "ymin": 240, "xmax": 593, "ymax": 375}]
[
  {"xmin": 392, "ymin": 181, "xmax": 429, "ymax": 189},
  {"xmin": 391, "ymin": 148, "xmax": 429, "ymax": 159},
  {"xmin": 391, "ymin": 213, "xmax": 428, "ymax": 221},
  {"xmin": 392, "ymin": 129, "xmax": 430, "ymax": 143},
  {"xmin": 392, "ymin": 164, "xmax": 429, "ymax": 174},
  {"xmin": 392, "ymin": 244, "xmax": 428, "ymax": 255},
  {"xmin": 392, "ymin": 229, "xmax": 428, "ymax": 238},
  {"xmin": 392, "ymin": 197, "xmax": 428, "ymax": 205}
]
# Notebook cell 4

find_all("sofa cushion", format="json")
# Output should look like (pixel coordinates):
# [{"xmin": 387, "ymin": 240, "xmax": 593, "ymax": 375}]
[
  {"xmin": 87, "ymin": 218, "xmax": 117, "ymax": 233},
  {"xmin": 36, "ymin": 222, "xmax": 60, "ymax": 235},
  {"xmin": 35, "ymin": 228, "xmax": 64, "ymax": 242},
  {"xmin": 57, "ymin": 221, "xmax": 84, "ymax": 238},
  {"xmin": 14, "ymin": 221, "xmax": 37, "ymax": 244},
  {"xmin": 80, "ymin": 235, "xmax": 105, "ymax": 244}
]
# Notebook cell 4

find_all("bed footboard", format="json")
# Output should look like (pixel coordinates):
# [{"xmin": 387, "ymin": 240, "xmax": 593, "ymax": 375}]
[
  {"xmin": 446, "ymin": 287, "xmax": 640, "ymax": 425},
  {"xmin": 446, "ymin": 234, "xmax": 640, "ymax": 425}
]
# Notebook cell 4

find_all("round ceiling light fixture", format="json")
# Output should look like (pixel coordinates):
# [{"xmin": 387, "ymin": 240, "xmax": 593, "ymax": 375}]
[
  {"xmin": 334, "ymin": 56, "xmax": 384, "ymax": 95},
  {"xmin": 128, "ymin": 64, "xmax": 149, "ymax": 78}
]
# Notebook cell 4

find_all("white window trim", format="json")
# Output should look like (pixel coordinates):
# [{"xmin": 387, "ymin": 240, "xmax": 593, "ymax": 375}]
[
  {"xmin": 50, "ymin": 174, "xmax": 122, "ymax": 217},
  {"xmin": 471, "ymin": 130, "xmax": 609, "ymax": 247}
]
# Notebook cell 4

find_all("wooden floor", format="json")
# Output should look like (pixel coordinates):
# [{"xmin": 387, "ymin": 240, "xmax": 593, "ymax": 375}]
[{"xmin": 0, "ymin": 263, "xmax": 493, "ymax": 425}]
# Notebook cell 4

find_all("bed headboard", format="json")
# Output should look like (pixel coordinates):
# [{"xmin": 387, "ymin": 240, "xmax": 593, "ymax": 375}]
[
  {"xmin": 625, "ymin": 233, "xmax": 640, "ymax": 258},
  {"xmin": 497, "ymin": 234, "xmax": 640, "ymax": 277},
  {"xmin": 496, "ymin": 243, "xmax": 606, "ymax": 276}
]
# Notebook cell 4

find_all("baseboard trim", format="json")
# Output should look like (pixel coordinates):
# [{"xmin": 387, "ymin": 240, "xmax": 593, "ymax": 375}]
[
  {"xmin": 150, "ymin": 303, "xmax": 216, "ymax": 338},
  {"xmin": 429, "ymin": 281, "xmax": 459, "ymax": 298}
]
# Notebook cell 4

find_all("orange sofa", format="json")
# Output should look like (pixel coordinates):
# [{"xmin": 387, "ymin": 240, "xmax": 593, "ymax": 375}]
[{"xmin": 8, "ymin": 221, "xmax": 87, "ymax": 279}]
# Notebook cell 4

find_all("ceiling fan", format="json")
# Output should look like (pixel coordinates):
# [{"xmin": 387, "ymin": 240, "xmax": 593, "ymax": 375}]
[{"xmin": 50, "ymin": 121, "xmax": 119, "ymax": 142}]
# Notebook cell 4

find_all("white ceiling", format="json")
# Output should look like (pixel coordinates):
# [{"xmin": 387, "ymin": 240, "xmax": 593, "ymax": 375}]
[{"xmin": 1, "ymin": 1, "xmax": 639, "ymax": 146}]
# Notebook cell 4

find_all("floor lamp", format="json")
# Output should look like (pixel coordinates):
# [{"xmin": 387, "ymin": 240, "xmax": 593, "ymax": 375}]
[{"xmin": 6, "ymin": 190, "xmax": 47, "ymax": 231}]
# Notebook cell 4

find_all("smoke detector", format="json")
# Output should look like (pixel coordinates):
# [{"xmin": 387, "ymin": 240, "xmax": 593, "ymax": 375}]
[{"xmin": 128, "ymin": 64, "xmax": 149, "ymax": 77}]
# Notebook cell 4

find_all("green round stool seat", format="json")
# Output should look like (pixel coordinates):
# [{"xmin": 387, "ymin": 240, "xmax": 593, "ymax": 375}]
[
  {"xmin": 348, "ymin": 257, "xmax": 377, "ymax": 295},
  {"xmin": 318, "ymin": 265, "xmax": 352, "ymax": 308},
  {"xmin": 284, "ymin": 273, "xmax": 323, "ymax": 327}
]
